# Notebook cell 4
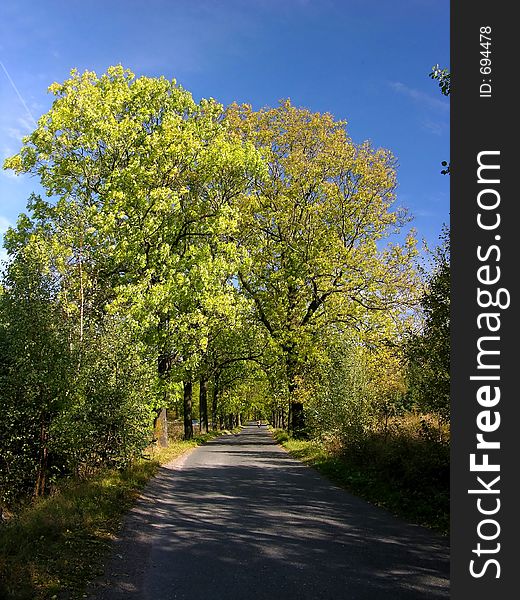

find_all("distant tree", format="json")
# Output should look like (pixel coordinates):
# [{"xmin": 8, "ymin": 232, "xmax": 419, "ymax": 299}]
[{"xmin": 405, "ymin": 227, "xmax": 450, "ymax": 422}]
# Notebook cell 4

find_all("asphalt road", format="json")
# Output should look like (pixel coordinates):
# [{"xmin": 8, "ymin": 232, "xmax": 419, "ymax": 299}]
[{"xmin": 89, "ymin": 425, "xmax": 449, "ymax": 600}]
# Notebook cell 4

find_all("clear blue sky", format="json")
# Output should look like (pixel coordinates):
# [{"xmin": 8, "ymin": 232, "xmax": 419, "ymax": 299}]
[{"xmin": 0, "ymin": 0, "xmax": 449, "ymax": 262}]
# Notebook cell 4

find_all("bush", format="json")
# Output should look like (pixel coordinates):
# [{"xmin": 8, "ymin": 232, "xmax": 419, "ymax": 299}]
[
  {"xmin": 49, "ymin": 326, "xmax": 157, "ymax": 477},
  {"xmin": 0, "ymin": 296, "xmax": 159, "ymax": 504},
  {"xmin": 341, "ymin": 422, "xmax": 449, "ymax": 532}
]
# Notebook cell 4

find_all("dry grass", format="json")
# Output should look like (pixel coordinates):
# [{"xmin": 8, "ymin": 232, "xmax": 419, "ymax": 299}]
[
  {"xmin": 272, "ymin": 413, "xmax": 449, "ymax": 535},
  {"xmin": 0, "ymin": 426, "xmax": 235, "ymax": 600}
]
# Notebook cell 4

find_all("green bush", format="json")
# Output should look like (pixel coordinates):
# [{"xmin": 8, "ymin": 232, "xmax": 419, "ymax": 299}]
[{"xmin": 341, "ymin": 429, "xmax": 449, "ymax": 532}]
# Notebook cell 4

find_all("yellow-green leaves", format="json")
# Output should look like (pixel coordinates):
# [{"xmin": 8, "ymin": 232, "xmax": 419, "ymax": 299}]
[
  {"xmin": 229, "ymin": 100, "xmax": 419, "ymax": 408},
  {"xmin": 1, "ymin": 65, "xmax": 427, "ymax": 468},
  {"xmin": 3, "ymin": 65, "xmax": 266, "ymax": 384}
]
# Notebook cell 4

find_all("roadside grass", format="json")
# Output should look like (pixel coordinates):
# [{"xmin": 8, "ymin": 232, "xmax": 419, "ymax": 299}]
[
  {"xmin": 0, "ymin": 428, "xmax": 238, "ymax": 600},
  {"xmin": 271, "ymin": 424, "xmax": 449, "ymax": 536}
]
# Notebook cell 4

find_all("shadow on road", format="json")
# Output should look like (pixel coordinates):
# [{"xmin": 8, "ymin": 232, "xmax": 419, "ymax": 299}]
[{"xmin": 89, "ymin": 426, "xmax": 449, "ymax": 600}]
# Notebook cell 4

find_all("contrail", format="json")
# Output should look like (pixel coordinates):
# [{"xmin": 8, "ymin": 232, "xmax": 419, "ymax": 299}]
[{"xmin": 0, "ymin": 60, "xmax": 38, "ymax": 127}]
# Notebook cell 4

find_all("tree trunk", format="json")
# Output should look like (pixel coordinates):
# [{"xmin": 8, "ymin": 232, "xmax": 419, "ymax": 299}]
[
  {"xmin": 183, "ymin": 378, "xmax": 194, "ymax": 440},
  {"xmin": 156, "ymin": 318, "xmax": 171, "ymax": 445},
  {"xmin": 285, "ymin": 345, "xmax": 305, "ymax": 436},
  {"xmin": 211, "ymin": 373, "xmax": 220, "ymax": 431},
  {"xmin": 290, "ymin": 401, "xmax": 305, "ymax": 435},
  {"xmin": 153, "ymin": 408, "xmax": 168, "ymax": 448},
  {"xmin": 34, "ymin": 418, "xmax": 48, "ymax": 497},
  {"xmin": 199, "ymin": 375, "xmax": 209, "ymax": 434}
]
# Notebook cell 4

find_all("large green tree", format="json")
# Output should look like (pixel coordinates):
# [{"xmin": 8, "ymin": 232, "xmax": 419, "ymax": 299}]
[
  {"xmin": 406, "ymin": 227, "xmax": 450, "ymax": 421},
  {"xmin": 227, "ymin": 100, "xmax": 419, "ymax": 434},
  {"xmin": 4, "ymin": 66, "xmax": 263, "ymax": 441}
]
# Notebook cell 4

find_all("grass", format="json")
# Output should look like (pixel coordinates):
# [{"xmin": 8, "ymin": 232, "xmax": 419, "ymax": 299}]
[
  {"xmin": 271, "ymin": 424, "xmax": 449, "ymax": 536},
  {"xmin": 1, "ymin": 421, "xmax": 447, "ymax": 598},
  {"xmin": 0, "ymin": 428, "xmax": 238, "ymax": 600}
]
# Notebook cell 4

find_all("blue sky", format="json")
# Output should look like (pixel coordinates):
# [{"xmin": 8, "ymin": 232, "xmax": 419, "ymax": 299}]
[{"xmin": 0, "ymin": 0, "xmax": 449, "ymax": 263}]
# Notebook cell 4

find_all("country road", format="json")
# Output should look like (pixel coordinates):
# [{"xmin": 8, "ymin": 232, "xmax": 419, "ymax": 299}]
[{"xmin": 89, "ymin": 425, "xmax": 449, "ymax": 600}]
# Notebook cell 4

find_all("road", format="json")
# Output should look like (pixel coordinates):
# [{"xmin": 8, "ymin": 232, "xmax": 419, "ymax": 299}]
[{"xmin": 89, "ymin": 425, "xmax": 449, "ymax": 599}]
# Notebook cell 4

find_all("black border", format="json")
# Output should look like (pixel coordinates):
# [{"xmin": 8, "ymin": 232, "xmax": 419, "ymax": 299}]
[{"xmin": 451, "ymin": 2, "xmax": 516, "ymax": 597}]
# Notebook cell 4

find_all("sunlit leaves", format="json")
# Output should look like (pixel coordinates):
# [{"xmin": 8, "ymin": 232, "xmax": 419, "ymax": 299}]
[
  {"xmin": 405, "ymin": 228, "xmax": 450, "ymax": 420},
  {"xmin": 228, "ymin": 100, "xmax": 419, "ymax": 414},
  {"xmin": 1, "ymin": 66, "xmax": 438, "ymax": 494}
]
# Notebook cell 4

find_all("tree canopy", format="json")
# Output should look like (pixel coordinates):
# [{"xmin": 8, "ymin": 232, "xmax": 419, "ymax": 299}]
[
  {"xmin": 1, "ymin": 66, "xmax": 447, "ymax": 504},
  {"xmin": 228, "ymin": 100, "xmax": 418, "ymax": 432}
]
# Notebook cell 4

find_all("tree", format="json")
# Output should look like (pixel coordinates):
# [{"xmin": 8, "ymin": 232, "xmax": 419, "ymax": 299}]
[
  {"xmin": 0, "ymin": 202, "xmax": 159, "ymax": 501},
  {"xmin": 227, "ymin": 100, "xmax": 419, "ymax": 435},
  {"xmin": 0, "ymin": 237, "xmax": 72, "ymax": 500},
  {"xmin": 405, "ymin": 227, "xmax": 450, "ymax": 422},
  {"xmin": 4, "ymin": 65, "xmax": 264, "ymax": 441}
]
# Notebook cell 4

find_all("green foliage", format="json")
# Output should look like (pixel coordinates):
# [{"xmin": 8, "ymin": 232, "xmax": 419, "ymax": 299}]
[
  {"xmin": 429, "ymin": 64, "xmax": 451, "ymax": 96},
  {"xmin": 307, "ymin": 334, "xmax": 372, "ymax": 445},
  {"xmin": 227, "ymin": 100, "xmax": 419, "ymax": 430},
  {"xmin": 4, "ymin": 64, "xmax": 263, "ymax": 371},
  {"xmin": 49, "ymin": 324, "xmax": 156, "ymax": 476},
  {"xmin": 405, "ymin": 228, "xmax": 450, "ymax": 420},
  {"xmin": 0, "ymin": 243, "xmax": 72, "ymax": 502},
  {"xmin": 0, "ymin": 268, "xmax": 157, "ymax": 503},
  {"xmin": 271, "ymin": 429, "xmax": 289, "ymax": 443},
  {"xmin": 276, "ymin": 424, "xmax": 449, "ymax": 535}
]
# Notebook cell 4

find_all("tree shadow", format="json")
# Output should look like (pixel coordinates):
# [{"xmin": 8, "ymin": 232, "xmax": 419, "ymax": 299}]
[{"xmin": 88, "ymin": 426, "xmax": 449, "ymax": 600}]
